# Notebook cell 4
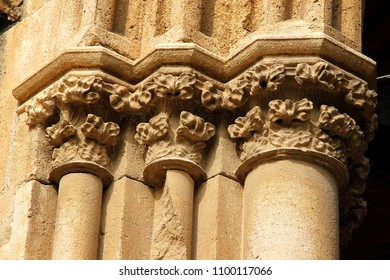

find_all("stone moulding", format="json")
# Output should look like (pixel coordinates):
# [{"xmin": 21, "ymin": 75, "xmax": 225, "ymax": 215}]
[
  {"xmin": 12, "ymin": 34, "xmax": 376, "ymax": 103},
  {"xmin": 16, "ymin": 58, "xmax": 376, "ymax": 247}
]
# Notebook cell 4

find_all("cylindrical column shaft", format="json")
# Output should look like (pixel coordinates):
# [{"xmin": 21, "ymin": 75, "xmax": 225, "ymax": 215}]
[
  {"xmin": 243, "ymin": 159, "xmax": 339, "ymax": 260},
  {"xmin": 151, "ymin": 169, "xmax": 195, "ymax": 259},
  {"xmin": 52, "ymin": 173, "xmax": 103, "ymax": 260}
]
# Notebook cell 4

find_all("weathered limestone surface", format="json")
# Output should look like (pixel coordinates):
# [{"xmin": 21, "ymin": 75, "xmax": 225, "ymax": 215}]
[
  {"xmin": 244, "ymin": 160, "xmax": 339, "ymax": 259},
  {"xmin": 0, "ymin": 180, "xmax": 56, "ymax": 259},
  {"xmin": 194, "ymin": 175, "xmax": 243, "ymax": 259},
  {"xmin": 0, "ymin": 0, "xmax": 376, "ymax": 259},
  {"xmin": 99, "ymin": 177, "xmax": 154, "ymax": 260}
]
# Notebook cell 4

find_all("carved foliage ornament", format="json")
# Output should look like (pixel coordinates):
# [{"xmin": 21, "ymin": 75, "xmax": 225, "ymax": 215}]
[
  {"xmin": 135, "ymin": 111, "xmax": 215, "ymax": 165},
  {"xmin": 21, "ymin": 75, "xmax": 120, "ymax": 168},
  {"xmin": 228, "ymin": 98, "xmax": 364, "ymax": 163},
  {"xmin": 295, "ymin": 62, "xmax": 345, "ymax": 91},
  {"xmin": 242, "ymin": 64, "xmax": 285, "ymax": 95},
  {"xmin": 108, "ymin": 64, "xmax": 286, "ymax": 113},
  {"xmin": 295, "ymin": 62, "xmax": 377, "ymax": 120}
]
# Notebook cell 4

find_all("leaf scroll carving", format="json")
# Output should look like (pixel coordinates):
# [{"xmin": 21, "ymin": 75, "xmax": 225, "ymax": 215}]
[
  {"xmin": 228, "ymin": 106, "xmax": 264, "ymax": 139},
  {"xmin": 295, "ymin": 62, "xmax": 345, "ymax": 90},
  {"xmin": 80, "ymin": 114, "xmax": 120, "ymax": 146},
  {"xmin": 46, "ymin": 120, "xmax": 77, "ymax": 147},
  {"xmin": 200, "ymin": 81, "xmax": 245, "ymax": 111},
  {"xmin": 109, "ymin": 84, "xmax": 153, "ymax": 112},
  {"xmin": 135, "ymin": 111, "xmax": 215, "ymax": 165},
  {"xmin": 176, "ymin": 111, "xmax": 215, "ymax": 142},
  {"xmin": 134, "ymin": 113, "xmax": 169, "ymax": 145},
  {"xmin": 24, "ymin": 94, "xmax": 57, "ymax": 126},
  {"xmin": 318, "ymin": 105, "xmax": 357, "ymax": 138},
  {"xmin": 151, "ymin": 73, "xmax": 197, "ymax": 99},
  {"xmin": 344, "ymin": 80, "xmax": 377, "ymax": 116},
  {"xmin": 53, "ymin": 76, "xmax": 103, "ymax": 104},
  {"xmin": 268, "ymin": 98, "xmax": 313, "ymax": 127},
  {"xmin": 242, "ymin": 64, "xmax": 285, "ymax": 95}
]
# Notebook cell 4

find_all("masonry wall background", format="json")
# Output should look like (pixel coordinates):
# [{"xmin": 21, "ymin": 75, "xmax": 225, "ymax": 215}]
[{"xmin": 0, "ymin": 0, "xmax": 382, "ymax": 259}]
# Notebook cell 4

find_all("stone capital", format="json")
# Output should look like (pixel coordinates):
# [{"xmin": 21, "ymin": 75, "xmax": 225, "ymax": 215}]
[
  {"xmin": 17, "ymin": 73, "xmax": 125, "ymax": 185},
  {"xmin": 135, "ymin": 111, "xmax": 215, "ymax": 187}
]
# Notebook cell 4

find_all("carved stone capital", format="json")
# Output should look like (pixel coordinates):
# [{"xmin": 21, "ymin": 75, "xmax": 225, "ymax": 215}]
[
  {"xmin": 228, "ymin": 98, "xmax": 366, "ymax": 178},
  {"xmin": 135, "ymin": 111, "xmax": 215, "ymax": 186},
  {"xmin": 18, "ymin": 74, "xmax": 122, "ymax": 185}
]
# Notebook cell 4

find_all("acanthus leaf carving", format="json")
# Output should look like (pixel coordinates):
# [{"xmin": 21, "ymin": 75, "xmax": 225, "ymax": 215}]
[
  {"xmin": 20, "ymin": 74, "xmax": 124, "ymax": 170},
  {"xmin": 340, "ymin": 155, "xmax": 370, "ymax": 248},
  {"xmin": 227, "ymin": 106, "xmax": 264, "ymax": 139},
  {"xmin": 51, "ymin": 140, "xmax": 80, "ymax": 167},
  {"xmin": 134, "ymin": 113, "xmax": 169, "ymax": 146},
  {"xmin": 150, "ymin": 73, "xmax": 197, "ymax": 99},
  {"xmin": 295, "ymin": 62, "xmax": 345, "ymax": 90},
  {"xmin": 176, "ymin": 111, "xmax": 215, "ymax": 142},
  {"xmin": 364, "ymin": 114, "xmax": 378, "ymax": 143},
  {"xmin": 318, "ymin": 105, "xmax": 366, "ymax": 159},
  {"xmin": 46, "ymin": 120, "xmax": 77, "ymax": 147},
  {"xmin": 228, "ymin": 98, "xmax": 366, "ymax": 163},
  {"xmin": 80, "ymin": 114, "xmax": 120, "ymax": 146},
  {"xmin": 242, "ymin": 64, "xmax": 285, "ymax": 95},
  {"xmin": 267, "ymin": 99, "xmax": 313, "ymax": 149},
  {"xmin": 269, "ymin": 130, "xmax": 312, "ymax": 148},
  {"xmin": 53, "ymin": 76, "xmax": 103, "ymax": 105},
  {"xmin": 109, "ymin": 84, "xmax": 153, "ymax": 112},
  {"xmin": 24, "ymin": 94, "xmax": 57, "ymax": 127},
  {"xmin": 269, "ymin": 98, "xmax": 313, "ymax": 128},
  {"xmin": 318, "ymin": 105, "xmax": 356, "ymax": 138},
  {"xmin": 171, "ymin": 141, "xmax": 207, "ymax": 164},
  {"xmin": 311, "ymin": 130, "xmax": 339, "ymax": 158},
  {"xmin": 199, "ymin": 80, "xmax": 246, "ymax": 111},
  {"xmin": 345, "ymin": 80, "xmax": 378, "ymax": 115},
  {"xmin": 78, "ymin": 139, "xmax": 110, "ymax": 167},
  {"xmin": 49, "ymin": 114, "xmax": 120, "ymax": 167},
  {"xmin": 136, "ymin": 111, "xmax": 215, "ymax": 165}
]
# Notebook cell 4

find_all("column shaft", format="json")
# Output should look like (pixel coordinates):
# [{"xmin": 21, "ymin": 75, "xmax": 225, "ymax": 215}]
[
  {"xmin": 151, "ymin": 169, "xmax": 194, "ymax": 259},
  {"xmin": 243, "ymin": 159, "xmax": 339, "ymax": 260},
  {"xmin": 52, "ymin": 173, "xmax": 103, "ymax": 260}
]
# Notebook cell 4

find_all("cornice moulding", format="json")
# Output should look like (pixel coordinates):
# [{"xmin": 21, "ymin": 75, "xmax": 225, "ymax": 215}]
[{"xmin": 13, "ymin": 33, "xmax": 375, "ymax": 104}]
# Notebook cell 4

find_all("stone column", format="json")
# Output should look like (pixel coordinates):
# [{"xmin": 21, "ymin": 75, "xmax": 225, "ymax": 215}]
[
  {"xmin": 134, "ymin": 104, "xmax": 215, "ymax": 259},
  {"xmin": 52, "ymin": 173, "xmax": 103, "ymax": 259},
  {"xmin": 129, "ymin": 80, "xmax": 215, "ymax": 259},
  {"xmin": 242, "ymin": 156, "xmax": 344, "ymax": 260},
  {"xmin": 8, "ymin": 0, "xmax": 376, "ymax": 261},
  {"xmin": 228, "ymin": 67, "xmax": 376, "ymax": 258},
  {"xmin": 20, "ymin": 74, "xmax": 121, "ymax": 259},
  {"xmin": 151, "ymin": 170, "xmax": 194, "ymax": 259}
]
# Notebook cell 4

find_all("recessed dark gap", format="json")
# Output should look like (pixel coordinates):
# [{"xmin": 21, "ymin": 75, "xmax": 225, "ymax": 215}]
[{"xmin": 342, "ymin": 0, "xmax": 390, "ymax": 260}]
